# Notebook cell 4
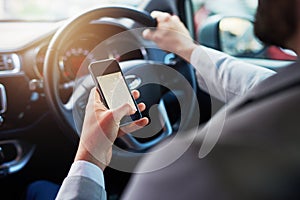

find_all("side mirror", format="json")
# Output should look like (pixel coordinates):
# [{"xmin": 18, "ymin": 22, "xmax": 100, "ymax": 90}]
[{"xmin": 219, "ymin": 17, "xmax": 263, "ymax": 56}]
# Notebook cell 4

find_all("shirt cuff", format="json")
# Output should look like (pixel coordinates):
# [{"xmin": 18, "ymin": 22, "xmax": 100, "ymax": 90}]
[{"xmin": 67, "ymin": 160, "xmax": 105, "ymax": 189}]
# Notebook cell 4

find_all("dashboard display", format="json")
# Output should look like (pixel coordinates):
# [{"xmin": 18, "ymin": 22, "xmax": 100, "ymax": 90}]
[
  {"xmin": 59, "ymin": 36, "xmax": 100, "ymax": 81},
  {"xmin": 34, "ymin": 24, "xmax": 147, "ymax": 82},
  {"xmin": 60, "ymin": 47, "xmax": 96, "ymax": 80},
  {"xmin": 59, "ymin": 36, "xmax": 146, "ymax": 81}
]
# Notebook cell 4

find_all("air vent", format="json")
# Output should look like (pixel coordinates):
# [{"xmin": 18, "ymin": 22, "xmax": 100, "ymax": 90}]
[{"xmin": 0, "ymin": 54, "xmax": 20, "ymax": 74}]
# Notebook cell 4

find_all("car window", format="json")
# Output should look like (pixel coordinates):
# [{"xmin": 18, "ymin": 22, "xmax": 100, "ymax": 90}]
[{"xmin": 191, "ymin": 0, "xmax": 297, "ymax": 61}]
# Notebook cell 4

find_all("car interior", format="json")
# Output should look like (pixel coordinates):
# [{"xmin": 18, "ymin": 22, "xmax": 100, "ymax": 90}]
[{"xmin": 0, "ymin": 0, "xmax": 297, "ymax": 199}]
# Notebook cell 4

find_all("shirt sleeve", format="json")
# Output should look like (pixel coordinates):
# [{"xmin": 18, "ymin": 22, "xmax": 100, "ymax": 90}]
[
  {"xmin": 67, "ymin": 160, "xmax": 105, "ymax": 189},
  {"xmin": 190, "ymin": 46, "xmax": 276, "ymax": 103}
]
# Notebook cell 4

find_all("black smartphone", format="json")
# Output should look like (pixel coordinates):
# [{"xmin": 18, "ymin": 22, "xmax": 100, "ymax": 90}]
[{"xmin": 88, "ymin": 59, "xmax": 142, "ymax": 126}]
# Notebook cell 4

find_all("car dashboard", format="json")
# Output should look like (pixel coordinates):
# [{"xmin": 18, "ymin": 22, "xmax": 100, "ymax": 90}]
[
  {"xmin": 0, "ymin": 1, "xmax": 198, "ymax": 198},
  {"xmin": 0, "ymin": 18, "xmax": 171, "ymax": 193},
  {"xmin": 0, "ymin": 19, "xmax": 155, "ymax": 132}
]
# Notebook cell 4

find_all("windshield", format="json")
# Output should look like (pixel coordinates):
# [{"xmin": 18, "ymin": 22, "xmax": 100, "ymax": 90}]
[{"xmin": 0, "ymin": 0, "xmax": 143, "ymax": 21}]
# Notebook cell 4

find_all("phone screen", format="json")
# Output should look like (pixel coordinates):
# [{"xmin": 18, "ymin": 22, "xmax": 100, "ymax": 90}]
[
  {"xmin": 89, "ymin": 59, "xmax": 142, "ymax": 125},
  {"xmin": 96, "ymin": 72, "xmax": 137, "ymax": 112}
]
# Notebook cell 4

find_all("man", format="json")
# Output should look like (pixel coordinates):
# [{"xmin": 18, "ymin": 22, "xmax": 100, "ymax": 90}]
[
  {"xmin": 55, "ymin": 0, "xmax": 300, "ymax": 199},
  {"xmin": 26, "ymin": 17, "xmax": 274, "ymax": 200}
]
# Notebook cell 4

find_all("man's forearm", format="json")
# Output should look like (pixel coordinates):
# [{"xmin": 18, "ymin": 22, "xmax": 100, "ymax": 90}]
[{"xmin": 190, "ymin": 46, "xmax": 276, "ymax": 103}]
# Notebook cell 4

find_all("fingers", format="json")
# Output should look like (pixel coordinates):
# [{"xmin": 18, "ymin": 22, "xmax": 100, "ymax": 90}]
[
  {"xmin": 144, "ymin": 11, "xmax": 169, "ymax": 41},
  {"xmin": 170, "ymin": 15, "xmax": 180, "ymax": 22},
  {"xmin": 143, "ymin": 11, "xmax": 172, "ymax": 41},
  {"xmin": 118, "ymin": 117, "xmax": 149, "ymax": 136},
  {"xmin": 142, "ymin": 29, "xmax": 153, "ymax": 40},
  {"xmin": 131, "ymin": 90, "xmax": 140, "ymax": 100},
  {"xmin": 151, "ymin": 11, "xmax": 182, "ymax": 26},
  {"xmin": 132, "ymin": 90, "xmax": 146, "ymax": 112},
  {"xmin": 112, "ymin": 101, "xmax": 145, "ymax": 120},
  {"xmin": 89, "ymin": 87, "xmax": 146, "ymax": 115},
  {"xmin": 93, "ymin": 88, "xmax": 102, "ymax": 104},
  {"xmin": 143, "ymin": 11, "xmax": 182, "ymax": 43},
  {"xmin": 111, "ymin": 103, "xmax": 135, "ymax": 123},
  {"xmin": 151, "ymin": 11, "xmax": 171, "ymax": 22},
  {"xmin": 89, "ymin": 87, "xmax": 146, "ymax": 125},
  {"xmin": 138, "ymin": 102, "xmax": 146, "ymax": 112},
  {"xmin": 88, "ymin": 87, "xmax": 107, "ymax": 111},
  {"xmin": 89, "ymin": 87, "xmax": 102, "ymax": 105}
]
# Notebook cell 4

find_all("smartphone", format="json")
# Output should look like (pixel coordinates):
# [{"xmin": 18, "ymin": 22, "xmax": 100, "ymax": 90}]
[{"xmin": 88, "ymin": 59, "xmax": 142, "ymax": 126}]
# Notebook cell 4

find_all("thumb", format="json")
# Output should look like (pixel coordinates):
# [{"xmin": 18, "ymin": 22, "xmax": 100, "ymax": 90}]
[
  {"xmin": 111, "ymin": 104, "xmax": 135, "ymax": 123},
  {"xmin": 143, "ymin": 28, "xmax": 154, "ymax": 40}
]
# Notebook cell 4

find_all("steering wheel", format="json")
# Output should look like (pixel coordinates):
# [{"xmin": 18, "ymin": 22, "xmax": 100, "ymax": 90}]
[{"xmin": 44, "ymin": 7, "xmax": 199, "ymax": 162}]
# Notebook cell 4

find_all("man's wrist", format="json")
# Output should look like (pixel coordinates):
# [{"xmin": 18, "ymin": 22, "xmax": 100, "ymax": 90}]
[
  {"xmin": 75, "ymin": 149, "xmax": 107, "ymax": 171},
  {"xmin": 178, "ymin": 43, "xmax": 198, "ymax": 62}
]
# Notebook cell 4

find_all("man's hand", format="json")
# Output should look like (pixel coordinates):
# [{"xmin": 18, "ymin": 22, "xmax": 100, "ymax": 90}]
[
  {"xmin": 143, "ymin": 11, "xmax": 198, "ymax": 62},
  {"xmin": 75, "ymin": 88, "xmax": 149, "ymax": 171}
]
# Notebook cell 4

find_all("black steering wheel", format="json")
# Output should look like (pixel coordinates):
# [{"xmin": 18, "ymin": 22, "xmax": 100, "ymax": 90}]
[{"xmin": 44, "ymin": 7, "xmax": 199, "ymax": 161}]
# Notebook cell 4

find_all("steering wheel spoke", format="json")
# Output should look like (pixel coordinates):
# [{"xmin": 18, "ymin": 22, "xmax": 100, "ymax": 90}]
[{"xmin": 119, "ymin": 99, "xmax": 172, "ymax": 152}]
